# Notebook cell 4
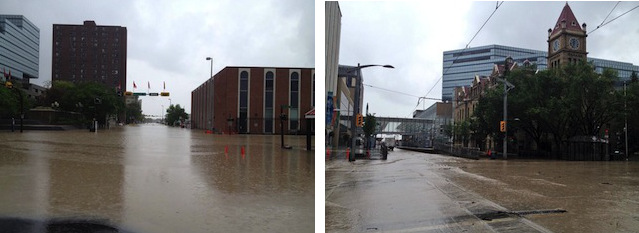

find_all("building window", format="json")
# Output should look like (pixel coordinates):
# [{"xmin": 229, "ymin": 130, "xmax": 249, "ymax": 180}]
[
  {"xmin": 264, "ymin": 71, "xmax": 274, "ymax": 133},
  {"xmin": 239, "ymin": 71, "xmax": 249, "ymax": 133},
  {"xmin": 290, "ymin": 71, "xmax": 299, "ymax": 130}
]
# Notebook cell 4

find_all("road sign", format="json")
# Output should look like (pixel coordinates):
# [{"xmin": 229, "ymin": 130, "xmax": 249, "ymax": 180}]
[{"xmin": 149, "ymin": 93, "xmax": 159, "ymax": 96}]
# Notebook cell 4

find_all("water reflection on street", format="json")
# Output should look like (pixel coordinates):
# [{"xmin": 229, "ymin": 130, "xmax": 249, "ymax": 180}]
[{"xmin": 0, "ymin": 124, "xmax": 314, "ymax": 233}]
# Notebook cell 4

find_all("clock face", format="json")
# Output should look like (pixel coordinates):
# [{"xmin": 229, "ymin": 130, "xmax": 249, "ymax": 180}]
[
  {"xmin": 569, "ymin": 37, "xmax": 580, "ymax": 49},
  {"xmin": 553, "ymin": 39, "xmax": 560, "ymax": 52}
]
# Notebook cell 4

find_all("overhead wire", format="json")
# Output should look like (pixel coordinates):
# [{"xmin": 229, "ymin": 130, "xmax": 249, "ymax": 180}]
[
  {"xmin": 411, "ymin": 1, "xmax": 504, "ymax": 116},
  {"xmin": 363, "ymin": 83, "xmax": 423, "ymax": 98},
  {"xmin": 588, "ymin": 2, "xmax": 639, "ymax": 35},
  {"xmin": 598, "ymin": 1, "xmax": 620, "ymax": 28}
]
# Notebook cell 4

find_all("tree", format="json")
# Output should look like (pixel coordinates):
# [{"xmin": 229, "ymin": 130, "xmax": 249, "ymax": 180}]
[
  {"xmin": 631, "ymin": 71, "xmax": 638, "ymax": 83},
  {"xmin": 473, "ymin": 61, "xmax": 622, "ymax": 157},
  {"xmin": 39, "ymin": 81, "xmax": 124, "ymax": 126},
  {"xmin": 0, "ymin": 86, "xmax": 31, "ymax": 118},
  {"xmin": 362, "ymin": 113, "xmax": 377, "ymax": 149},
  {"xmin": 125, "ymin": 99, "xmax": 143, "ymax": 124},
  {"xmin": 166, "ymin": 104, "xmax": 189, "ymax": 126}
]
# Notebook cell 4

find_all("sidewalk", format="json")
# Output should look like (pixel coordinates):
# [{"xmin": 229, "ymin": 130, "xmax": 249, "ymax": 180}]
[{"xmin": 325, "ymin": 149, "xmax": 552, "ymax": 232}]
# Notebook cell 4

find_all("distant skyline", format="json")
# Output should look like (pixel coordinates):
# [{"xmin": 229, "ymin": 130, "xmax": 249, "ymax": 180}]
[
  {"xmin": 1, "ymin": 0, "xmax": 314, "ymax": 117},
  {"xmin": 338, "ymin": 1, "xmax": 639, "ymax": 118}
]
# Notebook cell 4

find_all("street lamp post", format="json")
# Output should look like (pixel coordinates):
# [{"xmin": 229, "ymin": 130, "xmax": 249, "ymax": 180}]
[
  {"xmin": 347, "ymin": 63, "xmax": 394, "ymax": 161},
  {"xmin": 206, "ymin": 57, "xmax": 214, "ymax": 131}
]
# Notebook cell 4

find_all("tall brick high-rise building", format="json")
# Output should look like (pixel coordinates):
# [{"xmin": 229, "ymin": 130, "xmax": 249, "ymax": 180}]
[{"xmin": 52, "ymin": 20, "xmax": 126, "ymax": 90}]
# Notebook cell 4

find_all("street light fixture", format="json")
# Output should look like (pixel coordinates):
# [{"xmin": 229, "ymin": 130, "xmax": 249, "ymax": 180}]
[
  {"xmin": 346, "ymin": 63, "xmax": 394, "ymax": 161},
  {"xmin": 206, "ymin": 57, "xmax": 214, "ymax": 131}
]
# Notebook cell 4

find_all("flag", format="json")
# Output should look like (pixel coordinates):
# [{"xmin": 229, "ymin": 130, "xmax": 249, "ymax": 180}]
[
  {"xmin": 133, "ymin": 81, "xmax": 137, "ymax": 89},
  {"xmin": 148, "ymin": 81, "xmax": 150, "ymax": 89},
  {"xmin": 163, "ymin": 81, "xmax": 166, "ymax": 90},
  {"xmin": 7, "ymin": 70, "xmax": 11, "ymax": 80}
]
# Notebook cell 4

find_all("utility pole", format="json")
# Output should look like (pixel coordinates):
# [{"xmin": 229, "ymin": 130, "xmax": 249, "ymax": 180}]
[
  {"xmin": 502, "ymin": 57, "xmax": 514, "ymax": 159},
  {"xmin": 625, "ymin": 82, "xmax": 629, "ymax": 161}
]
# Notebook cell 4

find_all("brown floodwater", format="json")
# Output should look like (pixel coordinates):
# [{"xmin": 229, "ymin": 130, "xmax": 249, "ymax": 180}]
[
  {"xmin": 0, "ymin": 124, "xmax": 314, "ymax": 232},
  {"xmin": 435, "ymin": 155, "xmax": 639, "ymax": 232}
]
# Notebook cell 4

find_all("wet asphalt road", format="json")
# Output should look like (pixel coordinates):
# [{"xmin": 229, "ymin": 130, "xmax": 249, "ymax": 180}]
[
  {"xmin": 326, "ymin": 148, "xmax": 639, "ymax": 232},
  {"xmin": 0, "ymin": 124, "xmax": 314, "ymax": 233}
]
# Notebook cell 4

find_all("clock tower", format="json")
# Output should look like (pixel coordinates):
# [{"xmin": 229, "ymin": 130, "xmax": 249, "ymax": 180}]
[{"xmin": 547, "ymin": 3, "xmax": 588, "ymax": 68}]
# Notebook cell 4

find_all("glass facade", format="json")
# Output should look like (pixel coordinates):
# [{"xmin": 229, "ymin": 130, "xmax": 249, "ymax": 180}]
[
  {"xmin": 0, "ymin": 15, "xmax": 39, "ymax": 82},
  {"xmin": 442, "ymin": 44, "xmax": 638, "ymax": 101}
]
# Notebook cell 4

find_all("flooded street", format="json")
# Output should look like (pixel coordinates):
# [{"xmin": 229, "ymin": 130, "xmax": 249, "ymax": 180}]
[
  {"xmin": 326, "ymin": 149, "xmax": 639, "ymax": 232},
  {"xmin": 439, "ymin": 156, "xmax": 639, "ymax": 232},
  {"xmin": 0, "ymin": 124, "xmax": 314, "ymax": 233}
]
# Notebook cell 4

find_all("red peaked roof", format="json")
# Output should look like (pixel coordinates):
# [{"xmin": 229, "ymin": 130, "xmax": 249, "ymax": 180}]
[{"xmin": 551, "ymin": 3, "xmax": 582, "ymax": 36}]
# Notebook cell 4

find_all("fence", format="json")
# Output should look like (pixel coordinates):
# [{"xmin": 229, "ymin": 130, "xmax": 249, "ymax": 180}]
[{"xmin": 433, "ymin": 141, "xmax": 481, "ymax": 160}]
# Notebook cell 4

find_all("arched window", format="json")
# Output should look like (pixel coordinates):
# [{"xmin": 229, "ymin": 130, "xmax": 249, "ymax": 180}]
[
  {"xmin": 239, "ymin": 71, "xmax": 249, "ymax": 133},
  {"xmin": 264, "ymin": 71, "xmax": 274, "ymax": 133},
  {"xmin": 290, "ymin": 72, "xmax": 299, "ymax": 130}
]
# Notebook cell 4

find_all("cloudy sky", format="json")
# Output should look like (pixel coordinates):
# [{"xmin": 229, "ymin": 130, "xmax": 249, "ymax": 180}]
[
  {"xmin": 338, "ymin": 1, "xmax": 639, "ymax": 118},
  {"xmin": 2, "ymin": 0, "xmax": 314, "ymax": 117}
]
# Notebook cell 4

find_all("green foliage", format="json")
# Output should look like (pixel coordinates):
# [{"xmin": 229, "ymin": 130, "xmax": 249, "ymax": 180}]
[
  {"xmin": 472, "ymin": 61, "xmax": 623, "ymax": 155},
  {"xmin": 166, "ymin": 104, "xmax": 189, "ymax": 126},
  {"xmin": 1, "ymin": 85, "xmax": 32, "ymax": 118},
  {"xmin": 126, "ymin": 99, "xmax": 143, "ymax": 123},
  {"xmin": 362, "ymin": 113, "xmax": 377, "ymax": 138},
  {"xmin": 40, "ymin": 81, "xmax": 124, "ymax": 125},
  {"xmin": 454, "ymin": 120, "xmax": 472, "ymax": 145}
]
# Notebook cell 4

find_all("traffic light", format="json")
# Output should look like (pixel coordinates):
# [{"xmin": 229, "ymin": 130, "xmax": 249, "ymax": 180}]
[
  {"xmin": 356, "ymin": 114, "xmax": 364, "ymax": 127},
  {"xmin": 500, "ymin": 121, "xmax": 506, "ymax": 132},
  {"xmin": 124, "ymin": 91, "xmax": 133, "ymax": 96},
  {"xmin": 160, "ymin": 92, "xmax": 170, "ymax": 96}
]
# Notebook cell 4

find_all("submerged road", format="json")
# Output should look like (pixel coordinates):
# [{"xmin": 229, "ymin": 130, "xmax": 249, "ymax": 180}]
[
  {"xmin": 326, "ymin": 149, "xmax": 639, "ymax": 232},
  {"xmin": 0, "ymin": 124, "xmax": 314, "ymax": 233}
]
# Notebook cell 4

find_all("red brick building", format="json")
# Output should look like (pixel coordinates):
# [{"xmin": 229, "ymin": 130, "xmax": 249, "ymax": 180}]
[
  {"xmin": 192, "ymin": 67, "xmax": 315, "ymax": 134},
  {"xmin": 52, "ymin": 20, "xmax": 127, "ymax": 90}
]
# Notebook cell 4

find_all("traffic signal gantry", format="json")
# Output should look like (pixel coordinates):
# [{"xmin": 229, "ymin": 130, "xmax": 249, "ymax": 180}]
[{"xmin": 124, "ymin": 91, "xmax": 170, "ymax": 97}]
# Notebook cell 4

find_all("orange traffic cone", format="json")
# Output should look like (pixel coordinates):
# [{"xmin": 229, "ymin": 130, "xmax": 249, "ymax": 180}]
[
  {"xmin": 346, "ymin": 148, "xmax": 350, "ymax": 160},
  {"xmin": 241, "ymin": 146, "xmax": 245, "ymax": 155},
  {"xmin": 326, "ymin": 148, "xmax": 331, "ymax": 160}
]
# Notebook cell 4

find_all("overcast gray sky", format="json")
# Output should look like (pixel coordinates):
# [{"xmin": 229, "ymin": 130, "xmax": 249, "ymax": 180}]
[
  {"xmin": 338, "ymin": 1, "xmax": 639, "ymax": 118},
  {"xmin": 2, "ymin": 0, "xmax": 314, "ymax": 117}
]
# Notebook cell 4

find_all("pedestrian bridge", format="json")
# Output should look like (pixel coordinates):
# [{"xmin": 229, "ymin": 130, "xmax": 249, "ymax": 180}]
[
  {"xmin": 340, "ymin": 115, "xmax": 435, "ymax": 135},
  {"xmin": 376, "ymin": 117, "xmax": 435, "ymax": 135}
]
